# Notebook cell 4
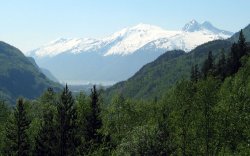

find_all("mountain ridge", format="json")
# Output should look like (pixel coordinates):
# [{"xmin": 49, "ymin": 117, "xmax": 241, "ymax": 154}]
[
  {"xmin": 28, "ymin": 20, "xmax": 233, "ymax": 58},
  {"xmin": 0, "ymin": 41, "xmax": 61, "ymax": 104},
  {"xmin": 26, "ymin": 20, "xmax": 234, "ymax": 84}
]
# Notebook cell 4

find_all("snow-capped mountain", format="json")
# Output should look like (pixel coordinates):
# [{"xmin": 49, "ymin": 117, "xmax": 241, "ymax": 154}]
[
  {"xmin": 182, "ymin": 19, "xmax": 233, "ymax": 36},
  {"xmin": 28, "ymin": 20, "xmax": 233, "ymax": 84},
  {"xmin": 29, "ymin": 20, "xmax": 233, "ymax": 58}
]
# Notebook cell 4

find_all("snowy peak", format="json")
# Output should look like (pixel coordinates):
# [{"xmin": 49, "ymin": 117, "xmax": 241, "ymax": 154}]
[
  {"xmin": 182, "ymin": 19, "xmax": 200, "ymax": 32},
  {"xmin": 103, "ymin": 23, "xmax": 179, "ymax": 56},
  {"xmin": 200, "ymin": 21, "xmax": 233, "ymax": 36},
  {"xmin": 28, "ymin": 21, "xmax": 234, "ymax": 58},
  {"xmin": 182, "ymin": 20, "xmax": 233, "ymax": 36}
]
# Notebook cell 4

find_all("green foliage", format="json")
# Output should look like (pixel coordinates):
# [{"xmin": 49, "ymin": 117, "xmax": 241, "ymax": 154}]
[
  {"xmin": 3, "ymin": 98, "xmax": 31, "ymax": 156},
  {"xmin": 34, "ymin": 109, "xmax": 57, "ymax": 156},
  {"xmin": 75, "ymin": 92, "xmax": 90, "ymax": 154},
  {"xmin": 169, "ymin": 81, "xmax": 198, "ymax": 155},
  {"xmin": 84, "ymin": 85, "xmax": 103, "ymax": 154},
  {"xmin": 0, "ymin": 100, "xmax": 10, "ymax": 150},
  {"xmin": 202, "ymin": 51, "xmax": 214, "ymax": 77},
  {"xmin": 102, "ymin": 94, "xmax": 137, "ymax": 146},
  {"xmin": 191, "ymin": 64, "xmax": 200, "ymax": 82},
  {"xmin": 56, "ymin": 84, "xmax": 79, "ymax": 156},
  {"xmin": 216, "ymin": 49, "xmax": 227, "ymax": 80},
  {"xmin": 216, "ymin": 57, "xmax": 250, "ymax": 154},
  {"xmin": 196, "ymin": 77, "xmax": 220, "ymax": 155}
]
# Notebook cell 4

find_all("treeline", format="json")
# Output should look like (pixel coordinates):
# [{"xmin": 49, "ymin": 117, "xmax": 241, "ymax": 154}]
[{"xmin": 0, "ymin": 31, "xmax": 249, "ymax": 155}]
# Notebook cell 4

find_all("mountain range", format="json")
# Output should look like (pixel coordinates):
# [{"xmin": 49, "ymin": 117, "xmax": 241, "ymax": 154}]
[{"xmin": 28, "ymin": 20, "xmax": 233, "ymax": 84}]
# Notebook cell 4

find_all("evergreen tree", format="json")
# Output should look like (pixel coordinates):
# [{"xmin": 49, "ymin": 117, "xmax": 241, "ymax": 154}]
[
  {"xmin": 155, "ymin": 106, "xmax": 176, "ymax": 155},
  {"xmin": 238, "ymin": 30, "xmax": 247, "ymax": 57},
  {"xmin": 191, "ymin": 65, "xmax": 195, "ymax": 82},
  {"xmin": 56, "ymin": 84, "xmax": 79, "ymax": 156},
  {"xmin": 85, "ymin": 85, "xmax": 103, "ymax": 152},
  {"xmin": 3, "ymin": 98, "xmax": 31, "ymax": 156},
  {"xmin": 216, "ymin": 49, "xmax": 227, "ymax": 80},
  {"xmin": 0, "ymin": 100, "xmax": 10, "ymax": 149},
  {"xmin": 191, "ymin": 64, "xmax": 200, "ymax": 82},
  {"xmin": 40, "ymin": 87, "xmax": 57, "ymax": 105},
  {"xmin": 227, "ymin": 31, "xmax": 247, "ymax": 75},
  {"xmin": 202, "ymin": 51, "xmax": 214, "ymax": 78},
  {"xmin": 34, "ymin": 109, "xmax": 57, "ymax": 156},
  {"xmin": 228, "ymin": 43, "xmax": 240, "ymax": 75}
]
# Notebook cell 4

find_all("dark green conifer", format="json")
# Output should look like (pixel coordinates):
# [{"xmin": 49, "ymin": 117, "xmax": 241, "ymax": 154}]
[
  {"xmin": 34, "ymin": 109, "xmax": 57, "ymax": 156},
  {"xmin": 85, "ymin": 85, "xmax": 103, "ymax": 152},
  {"xmin": 202, "ymin": 51, "xmax": 214, "ymax": 78},
  {"xmin": 216, "ymin": 49, "xmax": 227, "ymax": 80},
  {"xmin": 56, "ymin": 84, "xmax": 79, "ymax": 156},
  {"xmin": 228, "ymin": 43, "xmax": 240, "ymax": 75},
  {"xmin": 3, "ymin": 98, "xmax": 31, "ymax": 156},
  {"xmin": 238, "ymin": 29, "xmax": 247, "ymax": 57},
  {"xmin": 227, "ymin": 31, "xmax": 247, "ymax": 75},
  {"xmin": 191, "ymin": 64, "xmax": 200, "ymax": 82}
]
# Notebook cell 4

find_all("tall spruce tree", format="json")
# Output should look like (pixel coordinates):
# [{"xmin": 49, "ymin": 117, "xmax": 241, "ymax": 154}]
[
  {"xmin": 56, "ymin": 84, "xmax": 79, "ymax": 156},
  {"xmin": 216, "ymin": 49, "xmax": 227, "ymax": 80},
  {"xmin": 3, "ymin": 98, "xmax": 31, "ymax": 156},
  {"xmin": 0, "ymin": 100, "xmax": 10, "ymax": 151},
  {"xmin": 202, "ymin": 51, "xmax": 214, "ymax": 78},
  {"xmin": 191, "ymin": 64, "xmax": 200, "ymax": 82},
  {"xmin": 238, "ymin": 30, "xmax": 247, "ymax": 57},
  {"xmin": 227, "ymin": 43, "xmax": 239, "ymax": 75},
  {"xmin": 85, "ymin": 85, "xmax": 103, "ymax": 152},
  {"xmin": 191, "ymin": 65, "xmax": 196, "ymax": 82},
  {"xmin": 34, "ymin": 109, "xmax": 57, "ymax": 156},
  {"xmin": 227, "ymin": 31, "xmax": 247, "ymax": 75}
]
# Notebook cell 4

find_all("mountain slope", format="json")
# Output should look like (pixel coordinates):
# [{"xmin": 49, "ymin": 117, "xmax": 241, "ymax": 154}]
[
  {"xmin": 0, "ymin": 41, "xmax": 61, "ymax": 104},
  {"xmin": 27, "ymin": 57, "xmax": 59, "ymax": 82},
  {"xmin": 28, "ymin": 20, "xmax": 233, "ymax": 84},
  {"xmin": 105, "ymin": 40, "xmax": 232, "ymax": 99},
  {"xmin": 228, "ymin": 24, "xmax": 250, "ymax": 42},
  {"xmin": 105, "ymin": 24, "xmax": 250, "ymax": 99}
]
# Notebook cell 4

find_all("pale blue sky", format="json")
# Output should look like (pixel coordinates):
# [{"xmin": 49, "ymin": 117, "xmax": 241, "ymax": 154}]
[{"xmin": 0, "ymin": 0, "xmax": 250, "ymax": 52}]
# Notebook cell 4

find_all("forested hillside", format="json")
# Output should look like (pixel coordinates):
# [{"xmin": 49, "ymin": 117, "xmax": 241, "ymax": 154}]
[
  {"xmin": 0, "ymin": 30, "xmax": 249, "ymax": 155},
  {"xmin": 0, "ymin": 41, "xmax": 61, "ymax": 104},
  {"xmin": 105, "ymin": 24, "xmax": 250, "ymax": 100}
]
